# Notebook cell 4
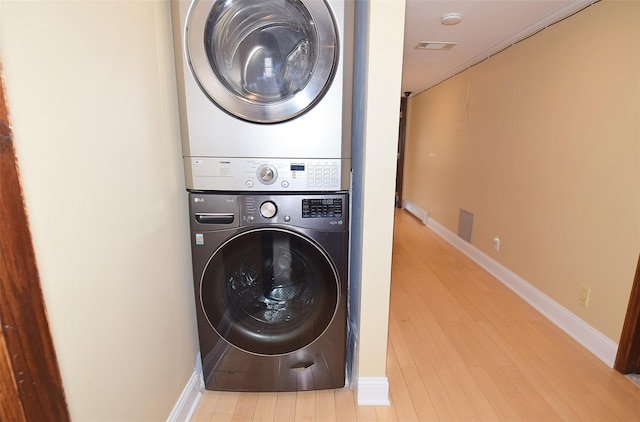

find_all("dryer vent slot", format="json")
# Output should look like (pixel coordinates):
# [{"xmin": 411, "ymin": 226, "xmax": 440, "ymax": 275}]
[{"xmin": 195, "ymin": 212, "xmax": 235, "ymax": 224}]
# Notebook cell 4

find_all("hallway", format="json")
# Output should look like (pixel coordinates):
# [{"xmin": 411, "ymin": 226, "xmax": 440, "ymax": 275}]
[{"xmin": 386, "ymin": 209, "xmax": 640, "ymax": 420}]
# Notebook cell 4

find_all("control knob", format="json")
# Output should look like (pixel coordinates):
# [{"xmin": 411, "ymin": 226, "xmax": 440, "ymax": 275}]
[
  {"xmin": 257, "ymin": 164, "xmax": 277, "ymax": 185},
  {"xmin": 260, "ymin": 201, "xmax": 277, "ymax": 218}
]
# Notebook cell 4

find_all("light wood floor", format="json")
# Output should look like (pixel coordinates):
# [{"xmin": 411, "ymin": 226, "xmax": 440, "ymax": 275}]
[{"xmin": 191, "ymin": 209, "xmax": 640, "ymax": 421}]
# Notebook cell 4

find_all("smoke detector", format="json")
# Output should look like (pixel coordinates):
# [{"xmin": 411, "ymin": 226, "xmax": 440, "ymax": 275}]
[{"xmin": 441, "ymin": 13, "xmax": 462, "ymax": 25}]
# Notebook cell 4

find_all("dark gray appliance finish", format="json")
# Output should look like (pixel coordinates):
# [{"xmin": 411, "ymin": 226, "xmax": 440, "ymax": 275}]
[{"xmin": 188, "ymin": 192, "xmax": 349, "ymax": 391}]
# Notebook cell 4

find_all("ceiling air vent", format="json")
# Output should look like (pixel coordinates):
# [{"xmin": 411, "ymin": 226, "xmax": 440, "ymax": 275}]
[{"xmin": 415, "ymin": 41, "xmax": 458, "ymax": 51}]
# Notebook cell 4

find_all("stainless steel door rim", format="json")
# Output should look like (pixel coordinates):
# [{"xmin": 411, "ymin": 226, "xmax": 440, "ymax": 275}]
[{"xmin": 186, "ymin": 0, "xmax": 338, "ymax": 123}]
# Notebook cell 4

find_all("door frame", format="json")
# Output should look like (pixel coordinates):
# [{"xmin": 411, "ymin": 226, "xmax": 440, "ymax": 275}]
[
  {"xmin": 615, "ymin": 254, "xmax": 640, "ymax": 374},
  {"xmin": 395, "ymin": 92, "xmax": 410, "ymax": 208},
  {"xmin": 0, "ymin": 64, "xmax": 70, "ymax": 421}
]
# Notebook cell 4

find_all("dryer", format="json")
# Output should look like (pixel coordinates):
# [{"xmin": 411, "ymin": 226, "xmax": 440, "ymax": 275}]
[
  {"xmin": 188, "ymin": 192, "xmax": 348, "ymax": 391},
  {"xmin": 171, "ymin": 0, "xmax": 354, "ymax": 192}
]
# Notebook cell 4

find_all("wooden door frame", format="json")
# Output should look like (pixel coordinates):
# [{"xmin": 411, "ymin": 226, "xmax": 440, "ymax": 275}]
[
  {"xmin": 0, "ymin": 65, "xmax": 70, "ymax": 420},
  {"xmin": 615, "ymin": 254, "xmax": 640, "ymax": 374},
  {"xmin": 395, "ymin": 91, "xmax": 410, "ymax": 208}
]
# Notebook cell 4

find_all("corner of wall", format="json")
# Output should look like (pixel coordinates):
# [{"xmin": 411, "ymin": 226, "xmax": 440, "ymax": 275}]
[{"xmin": 166, "ymin": 353, "xmax": 203, "ymax": 422}]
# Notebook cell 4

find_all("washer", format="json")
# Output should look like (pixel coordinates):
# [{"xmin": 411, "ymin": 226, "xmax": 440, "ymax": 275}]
[
  {"xmin": 189, "ymin": 191, "xmax": 348, "ymax": 391},
  {"xmin": 171, "ymin": 0, "xmax": 353, "ymax": 192}
]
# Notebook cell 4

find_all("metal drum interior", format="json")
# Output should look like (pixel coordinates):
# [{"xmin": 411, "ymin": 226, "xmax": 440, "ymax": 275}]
[
  {"xmin": 187, "ymin": 0, "xmax": 338, "ymax": 123},
  {"xmin": 200, "ymin": 228, "xmax": 339, "ymax": 355}
]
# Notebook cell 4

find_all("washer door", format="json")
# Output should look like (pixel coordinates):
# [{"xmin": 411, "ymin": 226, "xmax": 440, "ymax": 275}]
[
  {"xmin": 200, "ymin": 228, "xmax": 339, "ymax": 355},
  {"xmin": 186, "ymin": 0, "xmax": 338, "ymax": 123}
]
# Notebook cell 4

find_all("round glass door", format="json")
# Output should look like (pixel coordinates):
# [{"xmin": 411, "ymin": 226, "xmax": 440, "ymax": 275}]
[
  {"xmin": 200, "ymin": 228, "xmax": 339, "ymax": 355},
  {"xmin": 186, "ymin": 0, "xmax": 338, "ymax": 123}
]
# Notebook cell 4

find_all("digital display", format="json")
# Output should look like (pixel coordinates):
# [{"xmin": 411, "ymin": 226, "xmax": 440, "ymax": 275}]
[
  {"xmin": 290, "ymin": 163, "xmax": 305, "ymax": 171},
  {"xmin": 302, "ymin": 198, "xmax": 342, "ymax": 218}
]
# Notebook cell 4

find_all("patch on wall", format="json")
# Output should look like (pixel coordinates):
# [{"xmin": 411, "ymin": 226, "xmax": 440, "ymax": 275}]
[{"xmin": 458, "ymin": 208, "xmax": 473, "ymax": 243}]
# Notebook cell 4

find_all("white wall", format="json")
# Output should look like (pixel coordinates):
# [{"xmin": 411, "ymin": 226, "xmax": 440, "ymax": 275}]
[{"xmin": 0, "ymin": 1, "xmax": 199, "ymax": 420}]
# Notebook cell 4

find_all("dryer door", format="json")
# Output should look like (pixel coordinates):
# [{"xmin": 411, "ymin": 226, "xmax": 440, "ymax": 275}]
[
  {"xmin": 200, "ymin": 228, "xmax": 339, "ymax": 355},
  {"xmin": 186, "ymin": 0, "xmax": 338, "ymax": 123}
]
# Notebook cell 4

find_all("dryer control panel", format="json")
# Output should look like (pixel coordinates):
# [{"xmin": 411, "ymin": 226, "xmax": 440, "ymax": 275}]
[{"xmin": 184, "ymin": 157, "xmax": 350, "ymax": 191}]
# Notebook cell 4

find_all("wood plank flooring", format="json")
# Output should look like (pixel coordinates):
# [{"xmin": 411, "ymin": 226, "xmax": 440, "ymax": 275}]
[{"xmin": 190, "ymin": 209, "xmax": 640, "ymax": 421}]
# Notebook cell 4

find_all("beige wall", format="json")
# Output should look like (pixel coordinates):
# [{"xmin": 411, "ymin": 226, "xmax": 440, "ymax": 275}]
[
  {"xmin": 403, "ymin": 0, "xmax": 640, "ymax": 342},
  {"xmin": 0, "ymin": 1, "xmax": 198, "ymax": 420},
  {"xmin": 0, "ymin": 0, "xmax": 408, "ymax": 415},
  {"xmin": 357, "ymin": 0, "xmax": 406, "ymax": 379}
]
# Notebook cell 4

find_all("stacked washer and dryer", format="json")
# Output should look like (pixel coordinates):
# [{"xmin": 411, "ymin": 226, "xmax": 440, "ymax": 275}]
[{"xmin": 171, "ymin": 0, "xmax": 353, "ymax": 392}]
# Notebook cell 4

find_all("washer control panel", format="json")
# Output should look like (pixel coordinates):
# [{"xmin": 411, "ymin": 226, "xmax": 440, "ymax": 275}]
[
  {"xmin": 185, "ymin": 157, "xmax": 349, "ymax": 191},
  {"xmin": 233, "ymin": 194, "xmax": 348, "ymax": 230},
  {"xmin": 189, "ymin": 193, "xmax": 348, "ymax": 231},
  {"xmin": 302, "ymin": 198, "xmax": 343, "ymax": 218}
]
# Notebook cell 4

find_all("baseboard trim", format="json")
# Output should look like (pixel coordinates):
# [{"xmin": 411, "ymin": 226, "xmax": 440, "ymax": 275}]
[
  {"xmin": 403, "ymin": 200, "xmax": 618, "ymax": 368},
  {"xmin": 357, "ymin": 377, "xmax": 390, "ymax": 406},
  {"xmin": 402, "ymin": 200, "xmax": 429, "ymax": 225},
  {"xmin": 166, "ymin": 371, "xmax": 202, "ymax": 422}
]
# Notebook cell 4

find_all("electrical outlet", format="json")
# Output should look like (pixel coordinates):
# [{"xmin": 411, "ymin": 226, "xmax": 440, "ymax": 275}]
[
  {"xmin": 578, "ymin": 286, "xmax": 591, "ymax": 307},
  {"xmin": 493, "ymin": 235, "xmax": 500, "ymax": 251}
]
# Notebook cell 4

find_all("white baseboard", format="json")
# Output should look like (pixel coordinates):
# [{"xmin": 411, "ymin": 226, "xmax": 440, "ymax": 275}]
[
  {"xmin": 357, "ymin": 377, "xmax": 390, "ymax": 406},
  {"xmin": 403, "ymin": 200, "xmax": 618, "ymax": 368},
  {"xmin": 402, "ymin": 200, "xmax": 429, "ymax": 225},
  {"xmin": 166, "ymin": 370, "xmax": 202, "ymax": 422}
]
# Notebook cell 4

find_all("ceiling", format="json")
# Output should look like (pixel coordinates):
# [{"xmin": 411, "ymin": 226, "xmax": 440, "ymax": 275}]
[{"xmin": 401, "ymin": 0, "xmax": 593, "ymax": 96}]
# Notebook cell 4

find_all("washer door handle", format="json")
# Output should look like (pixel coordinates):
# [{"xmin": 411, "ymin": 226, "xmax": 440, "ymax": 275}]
[{"xmin": 195, "ymin": 212, "xmax": 235, "ymax": 224}]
